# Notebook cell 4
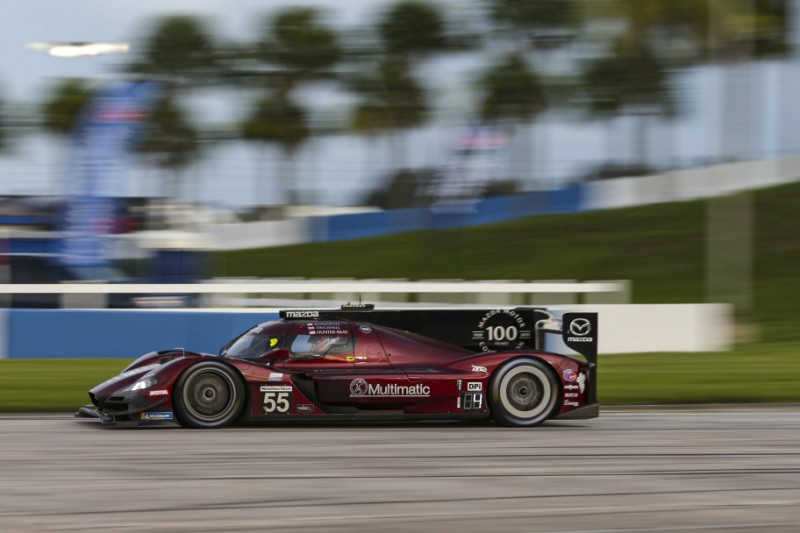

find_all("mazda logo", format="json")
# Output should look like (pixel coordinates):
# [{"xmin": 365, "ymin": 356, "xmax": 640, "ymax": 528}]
[{"xmin": 569, "ymin": 318, "xmax": 592, "ymax": 337}]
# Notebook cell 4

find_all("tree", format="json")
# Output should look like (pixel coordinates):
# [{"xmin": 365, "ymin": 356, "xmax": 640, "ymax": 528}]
[
  {"xmin": 479, "ymin": 53, "xmax": 546, "ymax": 124},
  {"xmin": 240, "ymin": 92, "xmax": 309, "ymax": 204},
  {"xmin": 488, "ymin": 0, "xmax": 580, "ymax": 49},
  {"xmin": 128, "ymin": 16, "xmax": 218, "ymax": 83},
  {"xmin": 590, "ymin": 0, "xmax": 791, "ymax": 64},
  {"xmin": 350, "ymin": 59, "xmax": 428, "ymax": 169},
  {"xmin": 135, "ymin": 93, "xmax": 200, "ymax": 200},
  {"xmin": 0, "ymin": 93, "xmax": 7, "ymax": 153},
  {"xmin": 126, "ymin": 15, "xmax": 218, "ymax": 204},
  {"xmin": 379, "ymin": 0, "xmax": 447, "ymax": 59},
  {"xmin": 477, "ymin": 52, "xmax": 547, "ymax": 186},
  {"xmin": 235, "ymin": 7, "xmax": 341, "ymax": 206},
  {"xmin": 40, "ymin": 78, "xmax": 91, "ymax": 136},
  {"xmin": 258, "ymin": 7, "xmax": 341, "ymax": 91},
  {"xmin": 349, "ymin": 0, "xmax": 450, "ymax": 173},
  {"xmin": 581, "ymin": 39, "xmax": 674, "ymax": 166}
]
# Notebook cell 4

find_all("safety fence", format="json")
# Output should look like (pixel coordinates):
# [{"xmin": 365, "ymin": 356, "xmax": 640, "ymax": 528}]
[{"xmin": 0, "ymin": 280, "xmax": 731, "ymax": 358}]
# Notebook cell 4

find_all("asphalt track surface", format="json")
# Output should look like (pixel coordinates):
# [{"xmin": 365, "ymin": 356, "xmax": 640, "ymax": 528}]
[{"xmin": 1, "ymin": 408, "xmax": 799, "ymax": 532}]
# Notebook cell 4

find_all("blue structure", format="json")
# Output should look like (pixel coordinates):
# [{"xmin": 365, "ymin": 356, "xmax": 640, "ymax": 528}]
[
  {"xmin": 4, "ymin": 309, "xmax": 278, "ymax": 359},
  {"xmin": 312, "ymin": 185, "xmax": 583, "ymax": 242}
]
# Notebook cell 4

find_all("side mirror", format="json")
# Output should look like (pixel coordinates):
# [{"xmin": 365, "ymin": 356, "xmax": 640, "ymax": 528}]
[{"xmin": 262, "ymin": 348, "xmax": 290, "ymax": 361}]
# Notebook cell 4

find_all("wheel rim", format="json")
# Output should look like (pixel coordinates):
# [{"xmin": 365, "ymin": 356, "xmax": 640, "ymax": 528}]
[
  {"xmin": 182, "ymin": 369, "xmax": 237, "ymax": 423},
  {"xmin": 498, "ymin": 365, "xmax": 552, "ymax": 420}
]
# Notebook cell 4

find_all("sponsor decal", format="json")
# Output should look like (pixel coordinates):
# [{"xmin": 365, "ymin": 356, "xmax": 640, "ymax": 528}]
[
  {"xmin": 562, "ymin": 369, "xmax": 577, "ymax": 382},
  {"xmin": 457, "ymin": 379, "xmax": 463, "ymax": 391},
  {"xmin": 268, "ymin": 373, "xmax": 284, "ymax": 382},
  {"xmin": 141, "ymin": 411, "xmax": 173, "ymax": 420},
  {"xmin": 269, "ymin": 338, "xmax": 278, "ymax": 348},
  {"xmin": 296, "ymin": 404, "xmax": 314, "ymax": 413},
  {"xmin": 471, "ymin": 364, "xmax": 487, "ymax": 373},
  {"xmin": 568, "ymin": 318, "xmax": 592, "ymax": 337},
  {"xmin": 564, "ymin": 400, "xmax": 580, "ymax": 407},
  {"xmin": 577, "ymin": 373, "xmax": 586, "ymax": 393},
  {"xmin": 359, "ymin": 325, "xmax": 373, "ymax": 334},
  {"xmin": 148, "ymin": 390, "xmax": 168, "ymax": 397},
  {"xmin": 260, "ymin": 385, "xmax": 293, "ymax": 392},
  {"xmin": 349, "ymin": 378, "xmax": 430, "ymax": 398},
  {"xmin": 467, "ymin": 382, "xmax": 482, "ymax": 392},
  {"xmin": 252, "ymin": 326, "xmax": 263, "ymax": 334},
  {"xmin": 472, "ymin": 309, "xmax": 532, "ymax": 352},
  {"xmin": 565, "ymin": 393, "xmax": 579, "ymax": 398},
  {"xmin": 285, "ymin": 310, "xmax": 319, "ymax": 318},
  {"xmin": 307, "ymin": 322, "xmax": 349, "ymax": 336},
  {"xmin": 346, "ymin": 356, "xmax": 355, "ymax": 362},
  {"xmin": 564, "ymin": 384, "xmax": 580, "ymax": 391}
]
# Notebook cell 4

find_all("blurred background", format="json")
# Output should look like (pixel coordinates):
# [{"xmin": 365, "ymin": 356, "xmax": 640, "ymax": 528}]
[
  {"xmin": 0, "ymin": 0, "xmax": 795, "ymax": 207},
  {"xmin": 0, "ymin": 0, "xmax": 797, "ymax": 349}
]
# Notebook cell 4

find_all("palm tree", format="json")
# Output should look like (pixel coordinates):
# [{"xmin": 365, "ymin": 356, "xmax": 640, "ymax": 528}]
[
  {"xmin": 126, "ymin": 15, "xmax": 219, "ymax": 204},
  {"xmin": 237, "ymin": 7, "xmax": 341, "ymax": 206},
  {"xmin": 477, "ymin": 52, "xmax": 547, "ymax": 187},
  {"xmin": 39, "ymin": 79, "xmax": 93, "ymax": 191},
  {"xmin": 581, "ymin": 39, "xmax": 674, "ymax": 167},
  {"xmin": 488, "ymin": 0, "xmax": 580, "ymax": 49},
  {"xmin": 128, "ymin": 15, "xmax": 218, "ymax": 83},
  {"xmin": 40, "ymin": 78, "xmax": 92, "ymax": 136},
  {"xmin": 0, "ymin": 92, "xmax": 8, "ymax": 154},
  {"xmin": 348, "ymin": 0, "xmax": 449, "ymax": 174},
  {"xmin": 257, "ymin": 7, "xmax": 341, "ymax": 91},
  {"xmin": 379, "ymin": 0, "xmax": 448, "ymax": 59},
  {"xmin": 484, "ymin": 1, "xmax": 581, "ymax": 189},
  {"xmin": 135, "ymin": 92, "xmax": 200, "ymax": 201},
  {"xmin": 350, "ymin": 59, "xmax": 428, "ymax": 170},
  {"xmin": 240, "ymin": 92, "xmax": 309, "ymax": 205}
]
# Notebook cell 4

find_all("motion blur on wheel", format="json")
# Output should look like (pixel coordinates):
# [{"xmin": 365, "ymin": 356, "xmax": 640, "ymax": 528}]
[{"xmin": 78, "ymin": 305, "xmax": 598, "ymax": 428}]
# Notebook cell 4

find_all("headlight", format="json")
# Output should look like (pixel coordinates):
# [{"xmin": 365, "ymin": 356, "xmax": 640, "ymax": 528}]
[{"xmin": 130, "ymin": 376, "xmax": 158, "ymax": 391}]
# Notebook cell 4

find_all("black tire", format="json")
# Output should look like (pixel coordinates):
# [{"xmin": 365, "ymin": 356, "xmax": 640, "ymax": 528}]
[
  {"xmin": 173, "ymin": 361, "xmax": 244, "ymax": 429},
  {"xmin": 489, "ymin": 358, "xmax": 560, "ymax": 427}
]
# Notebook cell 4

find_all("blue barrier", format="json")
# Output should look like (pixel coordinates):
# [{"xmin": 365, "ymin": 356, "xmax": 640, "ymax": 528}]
[
  {"xmin": 312, "ymin": 185, "xmax": 585, "ymax": 242},
  {"xmin": 7, "ymin": 237, "xmax": 58, "ymax": 254},
  {"xmin": 6, "ymin": 309, "xmax": 279, "ymax": 359}
]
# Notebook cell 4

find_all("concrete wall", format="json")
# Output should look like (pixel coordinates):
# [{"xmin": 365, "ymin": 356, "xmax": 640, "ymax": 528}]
[
  {"xmin": 582, "ymin": 157, "xmax": 800, "ymax": 211},
  {"xmin": 203, "ymin": 219, "xmax": 311, "ymax": 251},
  {"xmin": 0, "ymin": 304, "xmax": 731, "ymax": 359},
  {"xmin": 551, "ymin": 304, "xmax": 732, "ymax": 354}
]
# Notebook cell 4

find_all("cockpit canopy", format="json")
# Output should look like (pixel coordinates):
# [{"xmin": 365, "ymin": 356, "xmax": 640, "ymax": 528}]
[{"xmin": 221, "ymin": 320, "xmax": 354, "ymax": 360}]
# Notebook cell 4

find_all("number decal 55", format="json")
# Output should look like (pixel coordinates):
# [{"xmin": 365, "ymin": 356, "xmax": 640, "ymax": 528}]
[{"xmin": 261, "ymin": 391, "xmax": 292, "ymax": 414}]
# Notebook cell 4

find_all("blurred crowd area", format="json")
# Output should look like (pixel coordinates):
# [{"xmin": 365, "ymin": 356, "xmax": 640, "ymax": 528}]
[{"xmin": 0, "ymin": 0, "xmax": 796, "ymax": 224}]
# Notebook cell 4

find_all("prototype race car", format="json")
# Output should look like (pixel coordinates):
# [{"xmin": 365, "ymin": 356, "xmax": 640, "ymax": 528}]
[{"xmin": 78, "ymin": 306, "xmax": 598, "ymax": 428}]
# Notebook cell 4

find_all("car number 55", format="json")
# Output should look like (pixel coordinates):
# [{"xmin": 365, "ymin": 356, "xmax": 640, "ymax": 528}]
[{"xmin": 262, "ymin": 392, "xmax": 291, "ymax": 413}]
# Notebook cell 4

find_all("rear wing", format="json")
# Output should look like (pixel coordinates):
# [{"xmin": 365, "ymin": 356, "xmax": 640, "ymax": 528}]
[{"xmin": 279, "ymin": 306, "xmax": 597, "ymax": 365}]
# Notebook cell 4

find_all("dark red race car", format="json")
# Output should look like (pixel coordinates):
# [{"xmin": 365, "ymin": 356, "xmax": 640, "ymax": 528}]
[{"xmin": 78, "ymin": 306, "xmax": 598, "ymax": 428}]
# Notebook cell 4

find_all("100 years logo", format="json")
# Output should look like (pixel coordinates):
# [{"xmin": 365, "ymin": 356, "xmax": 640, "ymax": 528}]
[{"xmin": 472, "ymin": 309, "xmax": 532, "ymax": 352}]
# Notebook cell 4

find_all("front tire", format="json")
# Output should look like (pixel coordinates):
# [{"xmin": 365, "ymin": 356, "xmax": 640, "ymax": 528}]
[
  {"xmin": 173, "ymin": 361, "xmax": 244, "ymax": 429},
  {"xmin": 489, "ymin": 358, "xmax": 559, "ymax": 427}
]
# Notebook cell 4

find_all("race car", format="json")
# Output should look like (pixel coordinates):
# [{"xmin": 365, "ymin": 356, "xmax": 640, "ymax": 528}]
[{"xmin": 78, "ymin": 305, "xmax": 598, "ymax": 428}]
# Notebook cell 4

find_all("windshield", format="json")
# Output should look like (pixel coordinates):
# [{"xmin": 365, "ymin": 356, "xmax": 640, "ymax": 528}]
[{"xmin": 221, "ymin": 322, "xmax": 285, "ymax": 359}]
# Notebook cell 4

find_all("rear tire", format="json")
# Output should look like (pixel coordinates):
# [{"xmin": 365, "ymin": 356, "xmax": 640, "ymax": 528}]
[
  {"xmin": 173, "ymin": 361, "xmax": 244, "ymax": 429},
  {"xmin": 489, "ymin": 358, "xmax": 559, "ymax": 427}
]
